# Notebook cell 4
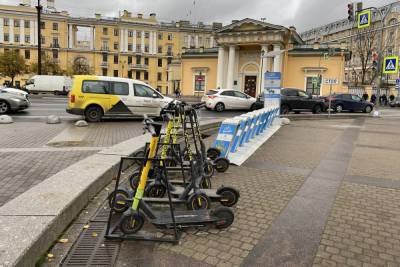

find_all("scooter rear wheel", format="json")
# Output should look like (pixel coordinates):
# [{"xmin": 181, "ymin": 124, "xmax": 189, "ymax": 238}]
[
  {"xmin": 207, "ymin": 148, "xmax": 221, "ymax": 160},
  {"xmin": 145, "ymin": 183, "xmax": 166, "ymax": 198},
  {"xmin": 212, "ymin": 207, "xmax": 235, "ymax": 229},
  {"xmin": 187, "ymin": 193, "xmax": 211, "ymax": 210},
  {"xmin": 218, "ymin": 188, "xmax": 239, "ymax": 207},
  {"xmin": 200, "ymin": 176, "xmax": 212, "ymax": 189},
  {"xmin": 203, "ymin": 160, "xmax": 215, "ymax": 178},
  {"xmin": 108, "ymin": 189, "xmax": 131, "ymax": 213},
  {"xmin": 214, "ymin": 157, "xmax": 230, "ymax": 173},
  {"xmin": 120, "ymin": 212, "xmax": 145, "ymax": 234},
  {"xmin": 129, "ymin": 172, "xmax": 140, "ymax": 191}
]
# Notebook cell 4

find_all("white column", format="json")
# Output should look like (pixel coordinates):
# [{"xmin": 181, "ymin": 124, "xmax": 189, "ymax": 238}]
[
  {"xmin": 30, "ymin": 20, "xmax": 34, "ymax": 45},
  {"xmin": 273, "ymin": 44, "xmax": 282, "ymax": 72},
  {"xmin": 149, "ymin": 32, "xmax": 153, "ymax": 54},
  {"xmin": 210, "ymin": 36, "xmax": 214, "ymax": 48},
  {"xmin": 93, "ymin": 26, "xmax": 96, "ymax": 50},
  {"xmin": 20, "ymin": 19, "xmax": 24, "ymax": 45},
  {"xmin": 216, "ymin": 46, "xmax": 225, "ymax": 88},
  {"xmin": 34, "ymin": 20, "xmax": 38, "ymax": 45},
  {"xmin": 141, "ymin": 30, "xmax": 145, "ymax": 53},
  {"xmin": 260, "ymin": 45, "xmax": 269, "ymax": 93},
  {"xmin": 120, "ymin": 28, "xmax": 124, "ymax": 52},
  {"xmin": 0, "ymin": 18, "xmax": 4, "ymax": 43},
  {"xmin": 153, "ymin": 31, "xmax": 157, "ymax": 54},
  {"xmin": 124, "ymin": 29, "xmax": 128, "ymax": 52},
  {"xmin": 195, "ymin": 35, "xmax": 199, "ymax": 48},
  {"xmin": 187, "ymin": 35, "xmax": 191, "ymax": 48},
  {"xmin": 226, "ymin": 45, "xmax": 236, "ymax": 89},
  {"xmin": 67, "ymin": 24, "xmax": 72, "ymax": 48},
  {"xmin": 9, "ymin": 18, "xmax": 14, "ymax": 44},
  {"xmin": 89, "ymin": 27, "xmax": 94, "ymax": 50},
  {"xmin": 132, "ymin": 30, "xmax": 136, "ymax": 52}
]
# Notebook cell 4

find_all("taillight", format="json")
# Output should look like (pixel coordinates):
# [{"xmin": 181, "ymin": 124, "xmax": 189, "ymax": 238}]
[
  {"xmin": 208, "ymin": 95, "xmax": 217, "ymax": 99},
  {"xmin": 70, "ymin": 94, "xmax": 75, "ymax": 103}
]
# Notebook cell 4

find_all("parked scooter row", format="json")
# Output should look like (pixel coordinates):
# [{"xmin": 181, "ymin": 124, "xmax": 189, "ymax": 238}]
[{"xmin": 105, "ymin": 101, "xmax": 239, "ymax": 242}]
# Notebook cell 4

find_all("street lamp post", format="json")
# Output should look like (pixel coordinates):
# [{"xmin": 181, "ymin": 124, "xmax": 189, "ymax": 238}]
[{"xmin": 36, "ymin": 0, "xmax": 43, "ymax": 75}]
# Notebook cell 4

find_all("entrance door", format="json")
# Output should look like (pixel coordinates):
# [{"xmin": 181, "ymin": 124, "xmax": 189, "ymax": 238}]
[{"xmin": 244, "ymin": 76, "xmax": 257, "ymax": 97}]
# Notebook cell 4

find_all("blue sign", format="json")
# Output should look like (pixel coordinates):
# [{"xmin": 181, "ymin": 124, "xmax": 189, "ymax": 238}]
[
  {"xmin": 264, "ymin": 72, "xmax": 281, "ymax": 89},
  {"xmin": 358, "ymin": 10, "xmax": 371, "ymax": 29},
  {"xmin": 212, "ymin": 122, "xmax": 239, "ymax": 157},
  {"xmin": 396, "ymin": 78, "xmax": 400, "ymax": 86},
  {"xmin": 383, "ymin": 56, "xmax": 399, "ymax": 74}
]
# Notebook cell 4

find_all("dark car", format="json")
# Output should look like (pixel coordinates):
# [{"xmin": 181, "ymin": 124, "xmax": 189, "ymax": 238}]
[
  {"xmin": 280, "ymin": 88, "xmax": 325, "ymax": 114},
  {"xmin": 389, "ymin": 96, "xmax": 400, "ymax": 108},
  {"xmin": 324, "ymin": 93, "xmax": 374, "ymax": 113}
]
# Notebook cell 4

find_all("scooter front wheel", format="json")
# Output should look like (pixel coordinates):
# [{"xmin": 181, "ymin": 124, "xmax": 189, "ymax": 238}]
[
  {"xmin": 214, "ymin": 157, "xmax": 230, "ymax": 173},
  {"xmin": 108, "ymin": 188, "xmax": 131, "ymax": 213},
  {"xmin": 145, "ymin": 183, "xmax": 166, "ymax": 198},
  {"xmin": 218, "ymin": 187, "xmax": 239, "ymax": 207},
  {"xmin": 207, "ymin": 148, "xmax": 221, "ymax": 160},
  {"xmin": 200, "ymin": 176, "xmax": 212, "ymax": 189},
  {"xmin": 120, "ymin": 212, "xmax": 145, "ymax": 234},
  {"xmin": 129, "ymin": 172, "xmax": 140, "ymax": 191},
  {"xmin": 212, "ymin": 207, "xmax": 235, "ymax": 229},
  {"xmin": 203, "ymin": 160, "xmax": 215, "ymax": 178},
  {"xmin": 187, "ymin": 193, "xmax": 211, "ymax": 210}
]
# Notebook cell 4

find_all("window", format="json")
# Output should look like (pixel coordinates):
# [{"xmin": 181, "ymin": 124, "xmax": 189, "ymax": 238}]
[
  {"xmin": 167, "ymin": 45, "xmax": 173, "ymax": 56},
  {"xmin": 158, "ymin": 58, "xmax": 162, "ymax": 67},
  {"xmin": 194, "ymin": 73, "xmax": 205, "ymax": 91},
  {"xmin": 221, "ymin": 91, "xmax": 235, "ymax": 96},
  {"xmin": 137, "ymin": 31, "xmax": 142, "ymax": 38},
  {"xmin": 168, "ymin": 33, "xmax": 173, "ymax": 41},
  {"xmin": 114, "ymin": 29, "xmax": 119, "ymax": 36},
  {"xmin": 14, "ymin": 20, "xmax": 20, "ymax": 27},
  {"xmin": 102, "ymin": 53, "xmax": 107, "ymax": 62},
  {"xmin": 158, "ymin": 33, "xmax": 163, "ymax": 40},
  {"xmin": 14, "ymin": 34, "xmax": 20, "ymax": 43},
  {"xmin": 298, "ymin": 91, "xmax": 309, "ymax": 98},
  {"xmin": 114, "ymin": 70, "xmax": 119, "ymax": 77},
  {"xmin": 128, "ymin": 30, "xmax": 133, "ymax": 37},
  {"xmin": 145, "ymin": 45, "xmax": 149, "ymax": 53},
  {"xmin": 134, "ymin": 84, "xmax": 155, "ymax": 97},
  {"xmin": 25, "ymin": 35, "xmax": 30, "ymax": 43},
  {"xmin": 52, "ymin": 23, "xmax": 58, "ymax": 31},
  {"xmin": 136, "ymin": 71, "xmax": 141, "ymax": 79},
  {"xmin": 52, "ymin": 37, "xmax": 59, "ymax": 47},
  {"xmin": 114, "ymin": 55, "xmax": 118, "ymax": 64},
  {"xmin": 158, "ymin": 46, "xmax": 162, "ymax": 53},
  {"xmin": 24, "ymin": 50, "xmax": 30, "ymax": 59},
  {"xmin": 128, "ymin": 70, "xmax": 132, "ymax": 78},
  {"xmin": 190, "ymin": 36, "xmax": 195, "ymax": 48},
  {"xmin": 184, "ymin": 36, "xmax": 189, "ymax": 47},
  {"xmin": 144, "ymin": 32, "xmax": 149, "ymax": 38},
  {"xmin": 144, "ymin": 71, "xmax": 148, "ymax": 80},
  {"xmin": 233, "ymin": 91, "xmax": 247, "ymax": 98},
  {"xmin": 24, "ymin": 20, "xmax": 30, "ymax": 28},
  {"xmin": 114, "ymin": 42, "xmax": 118, "ymax": 50},
  {"xmin": 40, "ymin": 21, "xmax": 45, "ymax": 29},
  {"xmin": 136, "ymin": 55, "xmax": 141, "ymax": 64},
  {"xmin": 198, "ymin": 36, "xmax": 203, "ymax": 46},
  {"xmin": 128, "ymin": 56, "xmax": 132, "ymax": 64},
  {"xmin": 103, "ymin": 27, "xmax": 108, "ymax": 35},
  {"xmin": 305, "ymin": 77, "xmax": 321, "ymax": 95},
  {"xmin": 82, "ymin": 80, "xmax": 109, "ymax": 94},
  {"xmin": 111, "ymin": 82, "xmax": 129, "ymax": 95},
  {"xmin": 102, "ymin": 40, "xmax": 109, "ymax": 50},
  {"xmin": 136, "ymin": 44, "xmax": 141, "ymax": 52},
  {"xmin": 128, "ymin": 44, "xmax": 132, "ymax": 51},
  {"xmin": 167, "ymin": 57, "xmax": 172, "ymax": 64},
  {"xmin": 52, "ymin": 49, "xmax": 58, "ymax": 59},
  {"xmin": 351, "ymin": 95, "xmax": 361, "ymax": 101},
  {"xmin": 157, "ymin": 72, "xmax": 162, "ymax": 81},
  {"xmin": 144, "ymin": 58, "xmax": 149, "ymax": 65},
  {"xmin": 102, "ymin": 69, "xmax": 108, "ymax": 76},
  {"xmin": 41, "ymin": 36, "xmax": 45, "ymax": 44},
  {"xmin": 4, "ymin": 18, "xmax": 9, "ymax": 26}
]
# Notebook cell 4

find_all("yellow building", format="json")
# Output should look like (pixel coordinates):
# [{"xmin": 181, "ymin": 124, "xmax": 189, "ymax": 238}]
[
  {"xmin": 181, "ymin": 19, "xmax": 348, "ymax": 97},
  {"xmin": 0, "ymin": 1, "xmax": 219, "ymax": 94}
]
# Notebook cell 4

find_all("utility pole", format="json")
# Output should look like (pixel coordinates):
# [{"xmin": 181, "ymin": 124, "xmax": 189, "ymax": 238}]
[{"xmin": 36, "ymin": 0, "xmax": 42, "ymax": 75}]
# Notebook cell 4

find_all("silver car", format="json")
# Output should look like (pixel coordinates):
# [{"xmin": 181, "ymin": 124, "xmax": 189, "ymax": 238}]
[{"xmin": 0, "ymin": 92, "xmax": 30, "ymax": 114}]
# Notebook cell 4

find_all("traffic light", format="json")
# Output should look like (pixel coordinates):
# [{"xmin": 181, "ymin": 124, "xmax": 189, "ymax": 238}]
[
  {"xmin": 348, "ymin": 3, "xmax": 354, "ymax": 21},
  {"xmin": 372, "ymin": 52, "xmax": 378, "ymax": 71}
]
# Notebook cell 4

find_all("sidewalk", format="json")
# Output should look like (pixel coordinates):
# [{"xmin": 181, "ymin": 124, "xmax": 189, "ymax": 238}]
[{"xmin": 55, "ymin": 117, "xmax": 400, "ymax": 266}]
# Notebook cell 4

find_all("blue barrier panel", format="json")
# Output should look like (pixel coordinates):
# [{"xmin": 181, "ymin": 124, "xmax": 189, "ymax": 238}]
[
  {"xmin": 257, "ymin": 110, "xmax": 267, "ymax": 135},
  {"xmin": 238, "ymin": 115, "xmax": 251, "ymax": 146},
  {"xmin": 244, "ymin": 113, "xmax": 257, "ymax": 143},
  {"xmin": 250, "ymin": 112, "xmax": 261, "ymax": 139},
  {"xmin": 212, "ymin": 119, "xmax": 239, "ymax": 158},
  {"xmin": 230, "ymin": 118, "xmax": 245, "ymax": 153}
]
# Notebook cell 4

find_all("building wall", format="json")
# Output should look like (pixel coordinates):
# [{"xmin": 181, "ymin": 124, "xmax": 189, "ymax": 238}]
[{"xmin": 181, "ymin": 57, "xmax": 218, "ymax": 95}]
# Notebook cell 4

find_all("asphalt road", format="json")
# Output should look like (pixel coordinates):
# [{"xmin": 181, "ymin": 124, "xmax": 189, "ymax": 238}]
[{"xmin": 10, "ymin": 95, "xmax": 246, "ymax": 120}]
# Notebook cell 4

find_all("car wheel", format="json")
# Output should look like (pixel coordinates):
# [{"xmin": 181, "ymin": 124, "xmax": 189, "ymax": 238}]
[
  {"xmin": 250, "ymin": 103, "xmax": 257, "ymax": 111},
  {"xmin": 0, "ymin": 100, "xmax": 10, "ymax": 114},
  {"xmin": 335, "ymin": 104, "xmax": 343, "ymax": 113},
  {"xmin": 215, "ymin": 102, "xmax": 225, "ymax": 112},
  {"xmin": 364, "ymin": 105, "xmax": 372, "ymax": 113},
  {"xmin": 85, "ymin": 105, "xmax": 103, "ymax": 122},
  {"xmin": 312, "ymin": 105, "xmax": 322, "ymax": 114},
  {"xmin": 281, "ymin": 104, "xmax": 289, "ymax": 114}
]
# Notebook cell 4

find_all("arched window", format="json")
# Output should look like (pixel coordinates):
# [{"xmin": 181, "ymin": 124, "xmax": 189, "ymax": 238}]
[{"xmin": 389, "ymin": 18, "xmax": 398, "ymax": 25}]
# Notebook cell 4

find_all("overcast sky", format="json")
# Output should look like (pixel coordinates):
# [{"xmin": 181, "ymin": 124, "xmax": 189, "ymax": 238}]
[{"xmin": 3, "ymin": 0, "xmax": 396, "ymax": 32}]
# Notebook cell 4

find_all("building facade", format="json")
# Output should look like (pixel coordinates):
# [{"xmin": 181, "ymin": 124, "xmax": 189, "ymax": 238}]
[
  {"xmin": 300, "ymin": 1, "xmax": 400, "ymax": 93},
  {"xmin": 0, "ymin": 1, "xmax": 221, "ymax": 93}
]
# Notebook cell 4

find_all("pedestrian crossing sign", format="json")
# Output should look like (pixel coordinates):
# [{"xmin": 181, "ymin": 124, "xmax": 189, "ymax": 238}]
[
  {"xmin": 358, "ymin": 10, "xmax": 371, "ymax": 29},
  {"xmin": 383, "ymin": 56, "xmax": 399, "ymax": 74}
]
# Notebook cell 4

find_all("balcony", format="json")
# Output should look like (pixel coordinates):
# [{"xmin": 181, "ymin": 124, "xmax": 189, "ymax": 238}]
[
  {"xmin": 50, "ymin": 43, "xmax": 60, "ymax": 49},
  {"xmin": 100, "ymin": 62, "xmax": 108, "ymax": 68},
  {"xmin": 129, "ymin": 64, "xmax": 148, "ymax": 70},
  {"xmin": 100, "ymin": 46, "xmax": 110, "ymax": 52}
]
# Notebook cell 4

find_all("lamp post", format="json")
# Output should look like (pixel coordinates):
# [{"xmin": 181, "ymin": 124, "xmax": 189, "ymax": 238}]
[{"xmin": 36, "ymin": 0, "xmax": 43, "ymax": 75}]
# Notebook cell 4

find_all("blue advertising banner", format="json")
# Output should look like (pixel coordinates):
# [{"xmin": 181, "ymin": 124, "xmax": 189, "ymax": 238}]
[{"xmin": 212, "ymin": 121, "xmax": 239, "ymax": 157}]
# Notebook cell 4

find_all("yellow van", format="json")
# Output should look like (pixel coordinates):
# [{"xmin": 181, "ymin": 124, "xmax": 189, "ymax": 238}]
[{"xmin": 67, "ymin": 75, "xmax": 173, "ymax": 122}]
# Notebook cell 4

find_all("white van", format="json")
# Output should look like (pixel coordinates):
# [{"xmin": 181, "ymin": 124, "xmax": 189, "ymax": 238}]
[
  {"xmin": 67, "ymin": 75, "xmax": 173, "ymax": 122},
  {"xmin": 25, "ymin": 75, "xmax": 73, "ymax": 95}
]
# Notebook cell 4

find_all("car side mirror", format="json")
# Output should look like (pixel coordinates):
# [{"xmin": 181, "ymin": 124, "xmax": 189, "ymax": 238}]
[{"xmin": 152, "ymin": 93, "xmax": 158, "ymax": 98}]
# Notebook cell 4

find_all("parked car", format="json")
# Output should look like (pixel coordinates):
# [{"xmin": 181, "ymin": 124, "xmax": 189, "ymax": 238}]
[
  {"xmin": 67, "ymin": 75, "xmax": 173, "ymax": 122},
  {"xmin": 389, "ymin": 96, "xmax": 400, "ymax": 108},
  {"xmin": 201, "ymin": 89, "xmax": 259, "ymax": 112},
  {"xmin": 280, "ymin": 88, "xmax": 325, "ymax": 114},
  {"xmin": 0, "ymin": 87, "xmax": 29, "ymax": 100},
  {"xmin": 25, "ymin": 75, "xmax": 73, "ymax": 95},
  {"xmin": 324, "ymin": 93, "xmax": 374, "ymax": 113},
  {"xmin": 0, "ymin": 91, "xmax": 30, "ymax": 114}
]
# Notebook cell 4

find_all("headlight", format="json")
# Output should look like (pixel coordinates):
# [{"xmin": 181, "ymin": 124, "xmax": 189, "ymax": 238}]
[{"xmin": 10, "ymin": 98, "xmax": 22, "ymax": 102}]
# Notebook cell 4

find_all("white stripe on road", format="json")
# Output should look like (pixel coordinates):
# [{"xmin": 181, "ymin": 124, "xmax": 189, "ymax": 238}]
[{"xmin": 0, "ymin": 147, "xmax": 105, "ymax": 152}]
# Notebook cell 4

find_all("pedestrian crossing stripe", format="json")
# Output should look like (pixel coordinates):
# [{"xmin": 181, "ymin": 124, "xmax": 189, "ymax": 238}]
[
  {"xmin": 383, "ymin": 56, "xmax": 399, "ymax": 74},
  {"xmin": 358, "ymin": 10, "xmax": 371, "ymax": 29}
]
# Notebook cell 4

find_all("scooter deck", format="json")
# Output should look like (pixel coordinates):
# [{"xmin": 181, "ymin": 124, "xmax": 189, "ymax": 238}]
[
  {"xmin": 143, "ymin": 197, "xmax": 186, "ymax": 204},
  {"xmin": 151, "ymin": 209, "xmax": 216, "ymax": 227}
]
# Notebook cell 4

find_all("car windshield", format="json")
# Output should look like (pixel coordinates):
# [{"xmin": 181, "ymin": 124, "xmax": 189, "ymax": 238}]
[
  {"xmin": 26, "ymin": 79, "xmax": 34, "ymax": 85},
  {"xmin": 206, "ymin": 90, "xmax": 218, "ymax": 95}
]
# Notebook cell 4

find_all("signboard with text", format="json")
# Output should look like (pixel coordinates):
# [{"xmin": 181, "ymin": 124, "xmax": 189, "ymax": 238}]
[{"xmin": 323, "ymin": 78, "xmax": 339, "ymax": 85}]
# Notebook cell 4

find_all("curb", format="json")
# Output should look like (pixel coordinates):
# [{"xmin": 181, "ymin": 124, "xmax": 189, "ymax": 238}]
[{"xmin": 0, "ymin": 119, "xmax": 221, "ymax": 266}]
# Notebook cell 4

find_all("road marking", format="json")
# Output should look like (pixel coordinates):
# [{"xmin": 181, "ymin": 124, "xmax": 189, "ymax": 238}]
[{"xmin": 0, "ymin": 147, "xmax": 105, "ymax": 152}]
